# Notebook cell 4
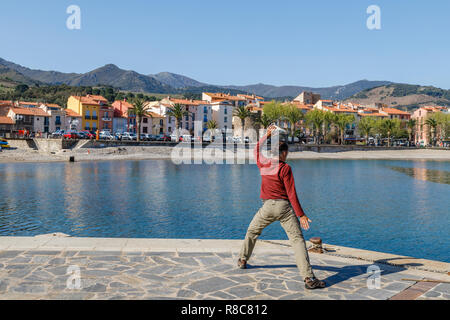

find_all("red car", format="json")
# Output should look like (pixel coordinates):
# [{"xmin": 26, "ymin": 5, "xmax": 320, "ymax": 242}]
[
  {"xmin": 80, "ymin": 130, "xmax": 95, "ymax": 139},
  {"xmin": 63, "ymin": 131, "xmax": 80, "ymax": 139}
]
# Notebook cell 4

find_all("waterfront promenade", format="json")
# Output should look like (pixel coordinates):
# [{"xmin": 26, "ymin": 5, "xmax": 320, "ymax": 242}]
[{"xmin": 0, "ymin": 234, "xmax": 448, "ymax": 300}]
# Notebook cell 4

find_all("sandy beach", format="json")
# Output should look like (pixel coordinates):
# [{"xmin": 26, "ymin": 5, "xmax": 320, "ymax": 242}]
[{"xmin": 0, "ymin": 145, "xmax": 449, "ymax": 163}]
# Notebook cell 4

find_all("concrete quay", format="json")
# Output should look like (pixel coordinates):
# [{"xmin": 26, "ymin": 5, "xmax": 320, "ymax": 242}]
[{"xmin": 0, "ymin": 234, "xmax": 448, "ymax": 300}]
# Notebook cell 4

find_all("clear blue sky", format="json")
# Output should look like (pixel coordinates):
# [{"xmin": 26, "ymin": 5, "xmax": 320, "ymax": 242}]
[{"xmin": 1, "ymin": 0, "xmax": 449, "ymax": 88}]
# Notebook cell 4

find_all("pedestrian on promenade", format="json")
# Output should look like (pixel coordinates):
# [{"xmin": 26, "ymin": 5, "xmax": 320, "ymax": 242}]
[{"xmin": 238, "ymin": 125, "xmax": 326, "ymax": 290}]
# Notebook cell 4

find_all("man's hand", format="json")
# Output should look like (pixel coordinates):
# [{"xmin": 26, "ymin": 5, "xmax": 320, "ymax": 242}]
[
  {"xmin": 266, "ymin": 124, "xmax": 277, "ymax": 138},
  {"xmin": 299, "ymin": 215, "xmax": 312, "ymax": 231}
]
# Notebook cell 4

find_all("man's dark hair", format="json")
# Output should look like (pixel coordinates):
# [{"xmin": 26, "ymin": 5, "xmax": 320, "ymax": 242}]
[{"xmin": 279, "ymin": 142, "xmax": 289, "ymax": 154}]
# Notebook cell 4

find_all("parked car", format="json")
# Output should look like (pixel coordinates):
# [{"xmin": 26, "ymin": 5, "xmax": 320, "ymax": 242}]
[
  {"xmin": 140, "ymin": 134, "xmax": 155, "ymax": 141},
  {"xmin": 180, "ymin": 135, "xmax": 192, "ymax": 142},
  {"xmin": 51, "ymin": 130, "xmax": 65, "ymax": 138},
  {"xmin": 121, "ymin": 132, "xmax": 136, "ymax": 141},
  {"xmin": 99, "ymin": 131, "xmax": 115, "ymax": 140},
  {"xmin": 156, "ymin": 134, "xmax": 171, "ymax": 142},
  {"xmin": 80, "ymin": 130, "xmax": 95, "ymax": 139},
  {"xmin": 63, "ymin": 130, "xmax": 80, "ymax": 139}
]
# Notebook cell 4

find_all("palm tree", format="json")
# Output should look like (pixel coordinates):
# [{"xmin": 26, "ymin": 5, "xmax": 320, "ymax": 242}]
[
  {"xmin": 406, "ymin": 119, "xmax": 417, "ymax": 145},
  {"xmin": 127, "ymin": 98, "xmax": 150, "ymax": 142},
  {"xmin": 284, "ymin": 104, "xmax": 303, "ymax": 143},
  {"xmin": 358, "ymin": 117, "xmax": 376, "ymax": 145},
  {"xmin": 323, "ymin": 111, "xmax": 336, "ymax": 144},
  {"xmin": 380, "ymin": 119, "xmax": 398, "ymax": 147},
  {"xmin": 166, "ymin": 103, "xmax": 189, "ymax": 141},
  {"xmin": 425, "ymin": 118, "xmax": 438, "ymax": 146},
  {"xmin": 335, "ymin": 113, "xmax": 355, "ymax": 145},
  {"xmin": 206, "ymin": 120, "xmax": 218, "ymax": 130},
  {"xmin": 233, "ymin": 106, "xmax": 252, "ymax": 140},
  {"xmin": 305, "ymin": 109, "xmax": 325, "ymax": 144},
  {"xmin": 255, "ymin": 113, "xmax": 272, "ymax": 129}
]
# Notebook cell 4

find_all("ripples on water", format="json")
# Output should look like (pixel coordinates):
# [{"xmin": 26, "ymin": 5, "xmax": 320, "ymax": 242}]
[{"xmin": 0, "ymin": 159, "xmax": 449, "ymax": 262}]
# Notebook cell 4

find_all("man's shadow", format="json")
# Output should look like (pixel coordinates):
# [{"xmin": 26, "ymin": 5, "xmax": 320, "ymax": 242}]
[{"xmin": 246, "ymin": 257, "xmax": 423, "ymax": 287}]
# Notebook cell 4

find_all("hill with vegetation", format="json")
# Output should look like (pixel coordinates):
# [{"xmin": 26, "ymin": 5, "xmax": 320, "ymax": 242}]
[{"xmin": 346, "ymin": 84, "xmax": 450, "ymax": 110}]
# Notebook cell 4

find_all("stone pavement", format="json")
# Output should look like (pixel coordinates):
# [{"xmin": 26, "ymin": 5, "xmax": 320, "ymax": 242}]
[{"xmin": 0, "ymin": 236, "xmax": 449, "ymax": 300}]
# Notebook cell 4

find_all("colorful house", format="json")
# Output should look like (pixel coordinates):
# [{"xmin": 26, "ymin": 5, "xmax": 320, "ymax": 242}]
[{"xmin": 67, "ymin": 95, "xmax": 109, "ymax": 132}]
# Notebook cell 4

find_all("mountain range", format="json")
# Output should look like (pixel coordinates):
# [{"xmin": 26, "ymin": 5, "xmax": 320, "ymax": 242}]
[
  {"xmin": 0, "ymin": 57, "xmax": 395, "ymax": 100},
  {"xmin": 5, "ymin": 57, "xmax": 448, "ymax": 109}
]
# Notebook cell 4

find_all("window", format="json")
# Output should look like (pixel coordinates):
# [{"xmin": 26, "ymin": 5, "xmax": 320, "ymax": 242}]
[
  {"xmin": 203, "ymin": 115, "xmax": 208, "ymax": 122},
  {"xmin": 143, "ymin": 118, "xmax": 148, "ymax": 123},
  {"xmin": 168, "ymin": 117, "xmax": 172, "ymax": 124},
  {"xmin": 224, "ymin": 117, "xmax": 227, "ymax": 123},
  {"xmin": 160, "ymin": 119, "xmax": 163, "ymax": 126},
  {"xmin": 224, "ymin": 108, "xmax": 227, "ymax": 115},
  {"xmin": 55, "ymin": 116, "xmax": 61, "ymax": 125},
  {"xmin": 143, "ymin": 127, "xmax": 148, "ymax": 133},
  {"xmin": 192, "ymin": 114, "xmax": 195, "ymax": 121},
  {"xmin": 185, "ymin": 115, "xmax": 189, "ymax": 121},
  {"xmin": 185, "ymin": 123, "xmax": 189, "ymax": 130},
  {"xmin": 92, "ymin": 122, "xmax": 97, "ymax": 129},
  {"xmin": 204, "ymin": 107, "xmax": 208, "ymax": 114}
]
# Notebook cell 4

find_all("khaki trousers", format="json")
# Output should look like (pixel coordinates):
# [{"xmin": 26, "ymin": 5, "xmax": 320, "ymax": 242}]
[{"xmin": 239, "ymin": 199, "xmax": 315, "ymax": 279}]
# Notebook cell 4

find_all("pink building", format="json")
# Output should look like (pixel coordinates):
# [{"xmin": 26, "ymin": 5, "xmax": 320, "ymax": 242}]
[{"xmin": 412, "ymin": 106, "xmax": 443, "ymax": 146}]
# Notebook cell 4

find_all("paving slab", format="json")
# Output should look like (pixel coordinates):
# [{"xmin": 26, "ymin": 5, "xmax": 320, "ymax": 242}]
[{"xmin": 0, "ymin": 236, "xmax": 448, "ymax": 300}]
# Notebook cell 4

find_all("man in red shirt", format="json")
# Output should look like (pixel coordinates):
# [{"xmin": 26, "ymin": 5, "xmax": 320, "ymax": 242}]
[{"xmin": 238, "ymin": 125, "xmax": 326, "ymax": 289}]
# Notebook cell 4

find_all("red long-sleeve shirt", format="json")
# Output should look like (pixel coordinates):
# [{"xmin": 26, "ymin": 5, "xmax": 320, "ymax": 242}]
[{"xmin": 254, "ymin": 135, "xmax": 305, "ymax": 217}]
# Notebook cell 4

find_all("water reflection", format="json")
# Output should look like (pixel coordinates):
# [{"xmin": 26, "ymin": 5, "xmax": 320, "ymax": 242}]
[{"xmin": 389, "ymin": 166, "xmax": 450, "ymax": 185}]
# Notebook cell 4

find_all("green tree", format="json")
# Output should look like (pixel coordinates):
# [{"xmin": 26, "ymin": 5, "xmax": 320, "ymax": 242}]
[
  {"xmin": 358, "ymin": 117, "xmax": 376, "ymax": 145},
  {"xmin": 406, "ymin": 119, "xmax": 417, "ymax": 144},
  {"xmin": 206, "ymin": 120, "xmax": 218, "ymax": 130},
  {"xmin": 305, "ymin": 109, "xmax": 325, "ymax": 144},
  {"xmin": 166, "ymin": 103, "xmax": 189, "ymax": 141},
  {"xmin": 283, "ymin": 104, "xmax": 303, "ymax": 143},
  {"xmin": 335, "ymin": 113, "xmax": 355, "ymax": 145},
  {"xmin": 127, "ymin": 99, "xmax": 151, "ymax": 142},
  {"xmin": 425, "ymin": 117, "xmax": 438, "ymax": 146},
  {"xmin": 233, "ymin": 106, "xmax": 252, "ymax": 140},
  {"xmin": 15, "ymin": 84, "xmax": 29, "ymax": 94},
  {"xmin": 262, "ymin": 101, "xmax": 283, "ymax": 124},
  {"xmin": 255, "ymin": 113, "xmax": 272, "ymax": 129},
  {"xmin": 323, "ymin": 111, "xmax": 336, "ymax": 144},
  {"xmin": 376, "ymin": 118, "xmax": 400, "ymax": 147}
]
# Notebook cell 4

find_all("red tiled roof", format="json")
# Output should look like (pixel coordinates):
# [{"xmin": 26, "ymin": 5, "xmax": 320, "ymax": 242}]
[
  {"xmin": 72, "ymin": 95, "xmax": 108, "ymax": 106},
  {"xmin": 237, "ymin": 94, "xmax": 264, "ymax": 100},
  {"xmin": 65, "ymin": 109, "xmax": 82, "ymax": 117},
  {"xmin": 204, "ymin": 92, "xmax": 246, "ymax": 101},
  {"xmin": 0, "ymin": 116, "xmax": 14, "ymax": 124},
  {"xmin": 381, "ymin": 107, "xmax": 411, "ymax": 115},
  {"xmin": 10, "ymin": 107, "xmax": 49, "ymax": 117},
  {"xmin": 359, "ymin": 113, "xmax": 388, "ymax": 117}
]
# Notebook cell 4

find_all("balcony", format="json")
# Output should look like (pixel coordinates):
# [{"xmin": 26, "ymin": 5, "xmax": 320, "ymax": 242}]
[
  {"xmin": 92, "ymin": 116, "xmax": 98, "ymax": 120},
  {"xmin": 85, "ymin": 116, "xmax": 91, "ymax": 120},
  {"xmin": 102, "ymin": 118, "xmax": 112, "ymax": 122}
]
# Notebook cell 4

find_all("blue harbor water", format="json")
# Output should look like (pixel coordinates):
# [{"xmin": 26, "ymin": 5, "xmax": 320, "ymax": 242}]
[{"xmin": 0, "ymin": 159, "xmax": 449, "ymax": 262}]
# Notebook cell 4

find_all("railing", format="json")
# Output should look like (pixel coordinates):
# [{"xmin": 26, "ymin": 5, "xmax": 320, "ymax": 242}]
[
  {"xmin": 85, "ymin": 116, "xmax": 91, "ymax": 120},
  {"xmin": 92, "ymin": 116, "xmax": 98, "ymax": 120},
  {"xmin": 102, "ymin": 118, "xmax": 112, "ymax": 121}
]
